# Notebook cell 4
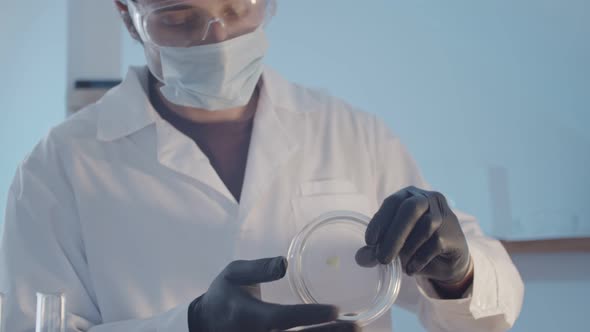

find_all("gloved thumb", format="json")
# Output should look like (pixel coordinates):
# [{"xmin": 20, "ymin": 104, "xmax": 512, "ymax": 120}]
[{"xmin": 223, "ymin": 256, "xmax": 288, "ymax": 285}]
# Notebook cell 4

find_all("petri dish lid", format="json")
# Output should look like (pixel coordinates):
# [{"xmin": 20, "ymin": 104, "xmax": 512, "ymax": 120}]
[{"xmin": 287, "ymin": 210, "xmax": 401, "ymax": 327}]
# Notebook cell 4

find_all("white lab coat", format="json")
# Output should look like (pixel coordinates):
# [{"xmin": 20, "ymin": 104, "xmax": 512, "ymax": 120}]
[{"xmin": 0, "ymin": 66, "xmax": 523, "ymax": 332}]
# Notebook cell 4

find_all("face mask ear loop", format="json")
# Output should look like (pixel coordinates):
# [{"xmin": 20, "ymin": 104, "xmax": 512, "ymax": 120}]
[
  {"xmin": 263, "ymin": 0, "xmax": 277, "ymax": 27},
  {"xmin": 268, "ymin": 0, "xmax": 277, "ymax": 17}
]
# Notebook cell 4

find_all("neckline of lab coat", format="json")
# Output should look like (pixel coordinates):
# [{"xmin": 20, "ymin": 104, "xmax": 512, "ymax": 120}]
[{"xmin": 95, "ymin": 65, "xmax": 301, "ymax": 223}]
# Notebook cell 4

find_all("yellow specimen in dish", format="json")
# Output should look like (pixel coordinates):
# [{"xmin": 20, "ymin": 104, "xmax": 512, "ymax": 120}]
[{"xmin": 326, "ymin": 256, "xmax": 340, "ymax": 268}]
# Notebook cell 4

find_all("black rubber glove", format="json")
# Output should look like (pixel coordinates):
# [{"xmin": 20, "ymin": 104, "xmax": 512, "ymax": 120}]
[
  {"xmin": 188, "ymin": 256, "xmax": 360, "ymax": 332},
  {"xmin": 357, "ymin": 186, "xmax": 471, "ymax": 285}
]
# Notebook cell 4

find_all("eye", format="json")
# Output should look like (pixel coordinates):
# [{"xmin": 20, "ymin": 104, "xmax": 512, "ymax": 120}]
[
  {"xmin": 222, "ymin": 4, "xmax": 248, "ymax": 20},
  {"xmin": 158, "ymin": 11, "xmax": 191, "ymax": 26},
  {"xmin": 222, "ymin": 8, "xmax": 238, "ymax": 20}
]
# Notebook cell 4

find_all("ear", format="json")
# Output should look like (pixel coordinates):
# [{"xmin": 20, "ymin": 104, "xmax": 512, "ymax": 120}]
[
  {"xmin": 114, "ymin": 0, "xmax": 142, "ymax": 42},
  {"xmin": 114, "ymin": 0, "xmax": 128, "ymax": 12}
]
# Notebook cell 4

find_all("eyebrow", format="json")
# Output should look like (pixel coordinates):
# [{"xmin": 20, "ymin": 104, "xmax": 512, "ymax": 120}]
[
  {"xmin": 142, "ymin": 0, "xmax": 252, "ymax": 11},
  {"xmin": 141, "ymin": 0, "xmax": 181, "ymax": 6},
  {"xmin": 155, "ymin": 4, "xmax": 193, "ymax": 12}
]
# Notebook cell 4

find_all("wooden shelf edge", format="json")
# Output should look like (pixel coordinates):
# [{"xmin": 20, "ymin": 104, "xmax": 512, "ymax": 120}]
[{"xmin": 500, "ymin": 237, "xmax": 590, "ymax": 254}]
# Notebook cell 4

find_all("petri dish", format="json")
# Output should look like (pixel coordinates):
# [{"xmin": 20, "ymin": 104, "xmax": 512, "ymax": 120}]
[{"xmin": 287, "ymin": 210, "xmax": 401, "ymax": 326}]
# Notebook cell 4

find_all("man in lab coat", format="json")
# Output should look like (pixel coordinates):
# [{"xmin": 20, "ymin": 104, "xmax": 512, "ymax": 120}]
[{"xmin": 0, "ymin": 0, "xmax": 524, "ymax": 331}]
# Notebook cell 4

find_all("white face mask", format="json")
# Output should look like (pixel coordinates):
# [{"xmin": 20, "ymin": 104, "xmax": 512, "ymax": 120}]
[{"xmin": 157, "ymin": 28, "xmax": 269, "ymax": 111}]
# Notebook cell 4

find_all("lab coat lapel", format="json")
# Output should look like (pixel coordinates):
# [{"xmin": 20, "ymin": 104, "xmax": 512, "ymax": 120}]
[
  {"xmin": 155, "ymin": 119, "xmax": 238, "ymax": 205},
  {"xmin": 108, "ymin": 67, "xmax": 302, "ymax": 214},
  {"xmin": 97, "ymin": 67, "xmax": 237, "ymax": 205},
  {"xmin": 237, "ymin": 76, "xmax": 300, "ymax": 222}
]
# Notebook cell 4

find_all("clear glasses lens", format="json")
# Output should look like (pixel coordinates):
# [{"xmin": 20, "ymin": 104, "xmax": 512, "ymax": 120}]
[
  {"xmin": 143, "ymin": 0, "xmax": 267, "ymax": 46},
  {"xmin": 0, "ymin": 293, "xmax": 5, "ymax": 332}
]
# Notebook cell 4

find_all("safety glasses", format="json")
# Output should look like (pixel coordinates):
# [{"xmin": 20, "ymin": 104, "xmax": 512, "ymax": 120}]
[{"xmin": 128, "ymin": 0, "xmax": 274, "ymax": 47}]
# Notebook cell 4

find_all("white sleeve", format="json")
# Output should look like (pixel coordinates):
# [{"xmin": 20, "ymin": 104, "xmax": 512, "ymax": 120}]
[
  {"xmin": 0, "ymin": 136, "xmax": 190, "ymax": 332},
  {"xmin": 370, "ymin": 115, "xmax": 524, "ymax": 332}
]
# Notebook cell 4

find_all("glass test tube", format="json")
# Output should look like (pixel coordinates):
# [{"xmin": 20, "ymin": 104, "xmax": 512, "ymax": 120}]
[
  {"xmin": 0, "ymin": 292, "xmax": 5, "ymax": 332},
  {"xmin": 35, "ymin": 292, "xmax": 66, "ymax": 332}
]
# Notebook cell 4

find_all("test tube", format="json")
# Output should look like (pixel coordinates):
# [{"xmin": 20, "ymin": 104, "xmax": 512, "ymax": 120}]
[
  {"xmin": 35, "ymin": 292, "xmax": 66, "ymax": 332},
  {"xmin": 0, "ymin": 292, "xmax": 5, "ymax": 332}
]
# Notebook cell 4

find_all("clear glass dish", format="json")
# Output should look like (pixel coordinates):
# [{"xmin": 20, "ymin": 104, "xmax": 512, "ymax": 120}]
[{"xmin": 287, "ymin": 210, "xmax": 402, "ymax": 327}]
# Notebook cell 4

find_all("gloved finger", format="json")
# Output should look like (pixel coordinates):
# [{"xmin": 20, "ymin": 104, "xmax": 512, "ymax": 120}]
[
  {"xmin": 262, "ymin": 303, "xmax": 339, "ymax": 331},
  {"xmin": 223, "ymin": 256, "xmax": 287, "ymax": 285},
  {"xmin": 365, "ymin": 189, "xmax": 412, "ymax": 246},
  {"xmin": 399, "ymin": 211, "xmax": 442, "ymax": 271},
  {"xmin": 296, "ymin": 322, "xmax": 361, "ymax": 332},
  {"xmin": 355, "ymin": 245, "xmax": 379, "ymax": 268},
  {"xmin": 376, "ymin": 195, "xmax": 429, "ymax": 264},
  {"xmin": 405, "ymin": 234, "xmax": 444, "ymax": 276}
]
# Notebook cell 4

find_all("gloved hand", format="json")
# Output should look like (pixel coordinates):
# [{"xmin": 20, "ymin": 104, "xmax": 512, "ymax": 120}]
[
  {"xmin": 357, "ymin": 186, "xmax": 472, "ymax": 287},
  {"xmin": 188, "ymin": 256, "xmax": 360, "ymax": 332}
]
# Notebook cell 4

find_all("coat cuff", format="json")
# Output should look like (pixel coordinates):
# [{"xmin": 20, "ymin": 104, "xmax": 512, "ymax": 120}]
[{"xmin": 414, "ymin": 240, "xmax": 506, "ymax": 319}]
